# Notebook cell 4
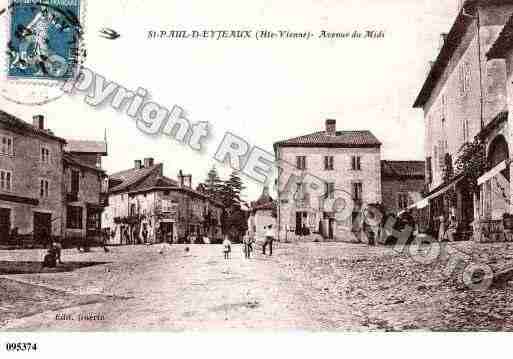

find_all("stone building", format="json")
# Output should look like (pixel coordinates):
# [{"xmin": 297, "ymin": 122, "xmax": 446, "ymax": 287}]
[
  {"xmin": 482, "ymin": 13, "xmax": 513, "ymax": 240},
  {"xmin": 273, "ymin": 119, "xmax": 382, "ymax": 241},
  {"xmin": 62, "ymin": 140, "xmax": 108, "ymax": 240},
  {"xmin": 381, "ymin": 160, "xmax": 425, "ymax": 214},
  {"xmin": 248, "ymin": 186, "xmax": 276, "ymax": 240},
  {"xmin": 0, "ymin": 111, "xmax": 107, "ymax": 242},
  {"xmin": 413, "ymin": 0, "xmax": 513, "ymax": 240},
  {"xmin": 0, "ymin": 112, "xmax": 66, "ymax": 240},
  {"xmin": 102, "ymin": 159, "xmax": 223, "ymax": 244}
]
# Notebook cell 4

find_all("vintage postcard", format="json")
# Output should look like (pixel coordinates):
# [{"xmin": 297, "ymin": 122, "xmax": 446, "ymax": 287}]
[{"xmin": 0, "ymin": 0, "xmax": 512, "ymax": 356}]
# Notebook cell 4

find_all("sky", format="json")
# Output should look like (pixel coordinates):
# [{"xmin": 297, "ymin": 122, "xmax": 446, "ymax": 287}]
[{"xmin": 0, "ymin": 0, "xmax": 460, "ymax": 202}]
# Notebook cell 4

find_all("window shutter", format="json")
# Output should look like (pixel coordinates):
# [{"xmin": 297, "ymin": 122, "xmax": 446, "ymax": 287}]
[{"xmin": 357, "ymin": 156, "xmax": 361, "ymax": 170}]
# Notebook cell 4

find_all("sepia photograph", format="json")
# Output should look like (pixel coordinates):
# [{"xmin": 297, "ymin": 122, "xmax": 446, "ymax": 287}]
[{"xmin": 0, "ymin": 0, "xmax": 512, "ymax": 356}]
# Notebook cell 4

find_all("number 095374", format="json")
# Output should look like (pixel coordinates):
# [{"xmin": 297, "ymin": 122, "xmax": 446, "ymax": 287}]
[{"xmin": 5, "ymin": 343, "xmax": 38, "ymax": 351}]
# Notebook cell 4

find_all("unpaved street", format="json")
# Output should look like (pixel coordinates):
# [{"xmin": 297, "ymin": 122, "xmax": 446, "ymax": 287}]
[{"xmin": 2, "ymin": 242, "xmax": 513, "ymax": 331}]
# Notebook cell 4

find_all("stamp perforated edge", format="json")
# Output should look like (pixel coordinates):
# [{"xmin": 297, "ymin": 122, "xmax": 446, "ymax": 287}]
[{"xmin": 1, "ymin": 0, "xmax": 88, "ymax": 88}]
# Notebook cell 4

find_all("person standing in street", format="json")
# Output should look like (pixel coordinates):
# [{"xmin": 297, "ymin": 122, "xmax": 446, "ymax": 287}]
[
  {"xmin": 222, "ymin": 235, "xmax": 232, "ymax": 260},
  {"xmin": 243, "ymin": 231, "xmax": 253, "ymax": 259},
  {"xmin": 263, "ymin": 225, "xmax": 275, "ymax": 256}
]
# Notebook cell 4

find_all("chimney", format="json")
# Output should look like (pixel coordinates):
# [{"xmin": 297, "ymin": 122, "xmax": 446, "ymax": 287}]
[
  {"xmin": 33, "ymin": 115, "xmax": 44, "ymax": 130},
  {"xmin": 178, "ymin": 170, "xmax": 184, "ymax": 187},
  {"xmin": 439, "ymin": 33, "xmax": 448, "ymax": 51},
  {"xmin": 134, "ymin": 159, "xmax": 142, "ymax": 169},
  {"xmin": 144, "ymin": 157, "xmax": 154, "ymax": 168},
  {"xmin": 325, "ymin": 119, "xmax": 336, "ymax": 136},
  {"xmin": 184, "ymin": 175, "xmax": 192, "ymax": 188}
]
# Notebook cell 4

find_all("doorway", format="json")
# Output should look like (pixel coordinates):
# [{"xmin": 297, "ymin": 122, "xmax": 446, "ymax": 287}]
[
  {"xmin": 295, "ymin": 211, "xmax": 308, "ymax": 235},
  {"xmin": 33, "ymin": 212, "xmax": 52, "ymax": 242},
  {"xmin": 161, "ymin": 222, "xmax": 173, "ymax": 243},
  {"xmin": 0, "ymin": 208, "xmax": 11, "ymax": 243}
]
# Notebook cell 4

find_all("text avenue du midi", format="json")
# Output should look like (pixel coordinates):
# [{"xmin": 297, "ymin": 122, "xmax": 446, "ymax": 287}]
[{"xmin": 147, "ymin": 29, "xmax": 385, "ymax": 40}]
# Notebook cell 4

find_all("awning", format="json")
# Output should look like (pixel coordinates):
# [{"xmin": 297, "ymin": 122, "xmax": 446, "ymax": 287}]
[
  {"xmin": 477, "ymin": 160, "xmax": 507, "ymax": 185},
  {"xmin": 424, "ymin": 175, "xmax": 464, "ymax": 202},
  {"xmin": 416, "ymin": 198, "xmax": 429, "ymax": 209}
]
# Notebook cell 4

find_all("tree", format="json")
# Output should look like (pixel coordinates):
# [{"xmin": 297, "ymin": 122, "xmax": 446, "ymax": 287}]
[
  {"xmin": 219, "ymin": 171, "xmax": 248, "ymax": 241},
  {"xmin": 204, "ymin": 166, "xmax": 223, "ymax": 201},
  {"xmin": 221, "ymin": 170, "xmax": 246, "ymax": 208}
]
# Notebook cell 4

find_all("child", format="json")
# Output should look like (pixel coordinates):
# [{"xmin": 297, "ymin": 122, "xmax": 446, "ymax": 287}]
[{"xmin": 222, "ymin": 236, "xmax": 232, "ymax": 260}]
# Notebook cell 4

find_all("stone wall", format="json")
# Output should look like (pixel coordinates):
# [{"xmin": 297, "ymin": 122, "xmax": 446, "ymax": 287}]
[
  {"xmin": 424, "ymin": 5, "xmax": 513, "ymax": 192},
  {"xmin": 0, "ymin": 125, "xmax": 64, "ymax": 237},
  {"xmin": 276, "ymin": 146, "xmax": 381, "ymax": 241},
  {"xmin": 381, "ymin": 178, "xmax": 425, "ymax": 214}
]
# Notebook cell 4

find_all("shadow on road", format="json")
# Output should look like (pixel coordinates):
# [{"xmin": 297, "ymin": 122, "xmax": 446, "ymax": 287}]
[{"xmin": 0, "ymin": 261, "xmax": 110, "ymax": 275}]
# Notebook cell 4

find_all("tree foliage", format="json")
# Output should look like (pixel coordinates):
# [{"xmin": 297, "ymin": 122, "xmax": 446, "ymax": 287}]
[
  {"xmin": 455, "ymin": 137, "xmax": 486, "ymax": 194},
  {"xmin": 204, "ymin": 166, "xmax": 223, "ymax": 201}
]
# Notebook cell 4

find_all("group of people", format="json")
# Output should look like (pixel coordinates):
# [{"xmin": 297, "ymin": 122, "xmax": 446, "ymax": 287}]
[{"xmin": 221, "ymin": 224, "xmax": 276, "ymax": 260}]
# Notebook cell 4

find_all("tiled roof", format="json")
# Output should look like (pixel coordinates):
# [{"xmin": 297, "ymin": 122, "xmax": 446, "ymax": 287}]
[
  {"xmin": 0, "ymin": 110, "xmax": 66, "ymax": 143},
  {"xmin": 63, "ymin": 153, "xmax": 105, "ymax": 173},
  {"xmin": 274, "ymin": 130, "xmax": 381, "ymax": 149},
  {"xmin": 65, "ymin": 140, "xmax": 107, "ymax": 155},
  {"xmin": 109, "ymin": 163, "xmax": 163, "ymax": 193},
  {"xmin": 381, "ymin": 160, "xmax": 425, "ymax": 179},
  {"xmin": 129, "ymin": 176, "xmax": 178, "ymax": 193},
  {"xmin": 129, "ymin": 178, "xmax": 224, "ymax": 207},
  {"xmin": 488, "ymin": 11, "xmax": 513, "ymax": 59},
  {"xmin": 251, "ymin": 190, "xmax": 275, "ymax": 212}
]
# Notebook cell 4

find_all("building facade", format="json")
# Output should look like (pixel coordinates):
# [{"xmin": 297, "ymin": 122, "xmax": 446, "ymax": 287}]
[
  {"xmin": 381, "ymin": 160, "xmax": 425, "ymax": 215},
  {"xmin": 248, "ymin": 186, "xmax": 277, "ymax": 240},
  {"xmin": 0, "ymin": 111, "xmax": 107, "ymax": 243},
  {"xmin": 273, "ymin": 119, "xmax": 382, "ymax": 241},
  {"xmin": 0, "ymin": 112, "xmax": 66, "ymax": 240},
  {"xmin": 413, "ymin": 0, "xmax": 513, "ymax": 240},
  {"xmin": 102, "ymin": 159, "xmax": 223, "ymax": 245},
  {"xmin": 62, "ymin": 140, "xmax": 108, "ymax": 240}
]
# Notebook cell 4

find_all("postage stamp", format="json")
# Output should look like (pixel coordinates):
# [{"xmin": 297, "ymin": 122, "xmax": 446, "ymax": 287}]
[
  {"xmin": 0, "ymin": 0, "xmax": 85, "ymax": 105},
  {"xmin": 7, "ymin": 0, "xmax": 82, "ymax": 80}
]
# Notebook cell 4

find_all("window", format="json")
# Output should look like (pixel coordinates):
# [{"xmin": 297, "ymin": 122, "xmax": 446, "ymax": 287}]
[
  {"xmin": 324, "ymin": 156, "xmax": 334, "ymax": 170},
  {"xmin": 161, "ymin": 199, "xmax": 177, "ymax": 213},
  {"xmin": 0, "ymin": 170, "xmax": 12, "ymax": 192},
  {"xmin": 351, "ymin": 156, "xmax": 361, "ymax": 171},
  {"xmin": 87, "ymin": 211, "xmax": 100, "ymax": 229},
  {"xmin": 41, "ymin": 146, "xmax": 50, "ymax": 164},
  {"xmin": 352, "ymin": 182, "xmax": 363, "ymax": 201},
  {"xmin": 71, "ymin": 169, "xmax": 80, "ymax": 193},
  {"xmin": 296, "ymin": 156, "xmax": 306, "ymax": 170},
  {"xmin": 438, "ymin": 140, "xmax": 446, "ymax": 172},
  {"xmin": 130, "ymin": 203, "xmax": 137, "ymax": 216},
  {"xmin": 462, "ymin": 118, "xmax": 470, "ymax": 143},
  {"xmin": 398, "ymin": 192, "xmax": 409, "ymax": 210},
  {"xmin": 459, "ymin": 62, "xmax": 472, "ymax": 96},
  {"xmin": 0, "ymin": 136, "xmax": 13, "ymax": 156},
  {"xmin": 325, "ymin": 182, "xmax": 335, "ymax": 199},
  {"xmin": 66, "ymin": 205, "xmax": 83, "ymax": 229},
  {"xmin": 40, "ymin": 179, "xmax": 49, "ymax": 198}
]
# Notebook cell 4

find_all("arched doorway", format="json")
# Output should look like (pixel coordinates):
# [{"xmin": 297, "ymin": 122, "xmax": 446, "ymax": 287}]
[
  {"xmin": 485, "ymin": 134, "xmax": 510, "ymax": 220},
  {"xmin": 488, "ymin": 134, "xmax": 509, "ymax": 180}
]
